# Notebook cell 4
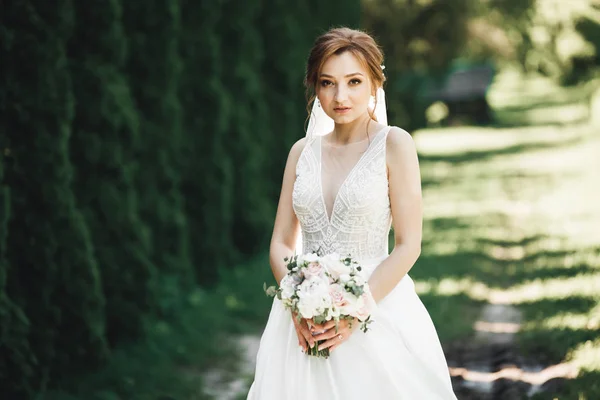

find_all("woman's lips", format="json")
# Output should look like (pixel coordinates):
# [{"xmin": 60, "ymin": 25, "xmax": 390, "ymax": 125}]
[{"xmin": 334, "ymin": 107, "xmax": 351, "ymax": 114}]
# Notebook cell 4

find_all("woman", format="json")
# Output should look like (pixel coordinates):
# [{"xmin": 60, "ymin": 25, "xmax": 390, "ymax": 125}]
[{"xmin": 247, "ymin": 27, "xmax": 457, "ymax": 399}]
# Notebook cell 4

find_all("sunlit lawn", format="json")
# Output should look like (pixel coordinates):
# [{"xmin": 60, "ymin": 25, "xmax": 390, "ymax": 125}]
[{"xmin": 411, "ymin": 70, "xmax": 600, "ymax": 398}]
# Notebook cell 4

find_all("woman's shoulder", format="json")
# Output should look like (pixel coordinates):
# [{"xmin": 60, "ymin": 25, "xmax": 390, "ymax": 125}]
[
  {"xmin": 291, "ymin": 136, "xmax": 308, "ymax": 152},
  {"xmin": 289, "ymin": 136, "xmax": 308, "ymax": 158},
  {"xmin": 386, "ymin": 126, "xmax": 416, "ymax": 154},
  {"xmin": 385, "ymin": 125, "xmax": 412, "ymax": 143},
  {"xmin": 285, "ymin": 136, "xmax": 309, "ymax": 168}
]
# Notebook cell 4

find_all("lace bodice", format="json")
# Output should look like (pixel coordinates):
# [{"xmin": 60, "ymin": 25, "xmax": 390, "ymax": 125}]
[{"xmin": 292, "ymin": 126, "xmax": 392, "ymax": 261}]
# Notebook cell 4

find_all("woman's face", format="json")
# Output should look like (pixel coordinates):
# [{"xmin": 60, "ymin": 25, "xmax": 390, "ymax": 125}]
[{"xmin": 317, "ymin": 51, "xmax": 374, "ymax": 125}]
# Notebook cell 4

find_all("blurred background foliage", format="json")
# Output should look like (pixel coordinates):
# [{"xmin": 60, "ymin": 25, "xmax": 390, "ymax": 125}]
[
  {"xmin": 363, "ymin": 0, "xmax": 600, "ymax": 129},
  {"xmin": 1, "ymin": 0, "xmax": 599, "ymax": 398}
]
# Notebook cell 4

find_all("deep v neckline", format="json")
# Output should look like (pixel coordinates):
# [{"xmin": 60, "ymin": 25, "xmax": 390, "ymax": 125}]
[{"xmin": 318, "ymin": 126, "xmax": 388, "ymax": 225}]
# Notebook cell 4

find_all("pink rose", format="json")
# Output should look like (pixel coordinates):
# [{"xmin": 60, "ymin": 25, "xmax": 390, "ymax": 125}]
[
  {"xmin": 329, "ymin": 284, "xmax": 348, "ymax": 308},
  {"xmin": 355, "ymin": 292, "xmax": 375, "ymax": 321},
  {"xmin": 304, "ymin": 261, "xmax": 324, "ymax": 279},
  {"xmin": 355, "ymin": 305, "xmax": 370, "ymax": 321}
]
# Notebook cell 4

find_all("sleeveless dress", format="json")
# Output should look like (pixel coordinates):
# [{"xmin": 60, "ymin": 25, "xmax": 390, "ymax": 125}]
[{"xmin": 247, "ymin": 126, "xmax": 457, "ymax": 399}]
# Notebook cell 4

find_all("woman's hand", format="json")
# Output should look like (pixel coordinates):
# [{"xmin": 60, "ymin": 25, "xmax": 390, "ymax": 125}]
[
  {"xmin": 310, "ymin": 317, "xmax": 358, "ymax": 353},
  {"xmin": 291, "ymin": 312, "xmax": 315, "ymax": 353}
]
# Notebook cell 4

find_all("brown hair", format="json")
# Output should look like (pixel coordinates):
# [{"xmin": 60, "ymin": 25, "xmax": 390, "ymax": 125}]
[{"xmin": 304, "ymin": 27, "xmax": 385, "ymax": 124}]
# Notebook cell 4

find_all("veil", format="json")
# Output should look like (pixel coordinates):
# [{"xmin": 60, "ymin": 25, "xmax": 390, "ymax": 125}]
[{"xmin": 306, "ymin": 86, "xmax": 388, "ymax": 140}]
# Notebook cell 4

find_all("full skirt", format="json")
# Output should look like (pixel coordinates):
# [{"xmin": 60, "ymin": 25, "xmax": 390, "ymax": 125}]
[{"xmin": 247, "ymin": 257, "xmax": 457, "ymax": 399}]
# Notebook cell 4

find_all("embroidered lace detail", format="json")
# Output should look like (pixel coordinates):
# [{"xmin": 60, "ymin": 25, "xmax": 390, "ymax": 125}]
[{"xmin": 292, "ymin": 127, "xmax": 392, "ymax": 260}]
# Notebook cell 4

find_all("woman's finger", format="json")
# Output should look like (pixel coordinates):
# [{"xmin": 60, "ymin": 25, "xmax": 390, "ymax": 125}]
[
  {"xmin": 292, "ymin": 315, "xmax": 315, "ymax": 349},
  {"xmin": 291, "ymin": 319, "xmax": 307, "ymax": 351},
  {"xmin": 329, "ymin": 343, "xmax": 341, "ymax": 353},
  {"xmin": 317, "ymin": 333, "xmax": 345, "ymax": 351},
  {"xmin": 299, "ymin": 320, "xmax": 315, "ymax": 347},
  {"xmin": 326, "ymin": 320, "xmax": 337, "ymax": 329},
  {"xmin": 297, "ymin": 335, "xmax": 307, "ymax": 351},
  {"xmin": 313, "ymin": 319, "xmax": 350, "ymax": 339},
  {"xmin": 309, "ymin": 319, "xmax": 337, "ymax": 333},
  {"xmin": 313, "ymin": 326, "xmax": 349, "ymax": 342},
  {"xmin": 319, "ymin": 320, "xmax": 337, "ymax": 331}
]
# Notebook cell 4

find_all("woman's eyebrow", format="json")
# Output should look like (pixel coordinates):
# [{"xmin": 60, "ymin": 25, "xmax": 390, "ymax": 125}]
[{"xmin": 319, "ymin": 72, "xmax": 364, "ymax": 78}]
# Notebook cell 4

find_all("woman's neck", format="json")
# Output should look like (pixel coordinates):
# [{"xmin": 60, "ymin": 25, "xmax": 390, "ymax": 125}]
[{"xmin": 331, "ymin": 114, "xmax": 377, "ymax": 145}]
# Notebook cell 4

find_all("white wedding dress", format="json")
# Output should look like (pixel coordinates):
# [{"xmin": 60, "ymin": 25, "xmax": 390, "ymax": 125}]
[{"xmin": 247, "ymin": 126, "xmax": 457, "ymax": 399}]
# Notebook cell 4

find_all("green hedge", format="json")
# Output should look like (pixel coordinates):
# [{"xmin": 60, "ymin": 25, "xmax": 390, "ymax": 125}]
[
  {"xmin": 0, "ymin": 0, "xmax": 359, "ymax": 396},
  {"xmin": 67, "ymin": 0, "xmax": 158, "ymax": 345},
  {"xmin": 2, "ymin": 0, "xmax": 109, "ymax": 391}
]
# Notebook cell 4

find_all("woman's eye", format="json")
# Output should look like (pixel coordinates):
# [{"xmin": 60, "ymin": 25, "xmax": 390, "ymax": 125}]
[
  {"xmin": 320, "ymin": 80, "xmax": 333, "ymax": 87},
  {"xmin": 349, "ymin": 79, "xmax": 362, "ymax": 85}
]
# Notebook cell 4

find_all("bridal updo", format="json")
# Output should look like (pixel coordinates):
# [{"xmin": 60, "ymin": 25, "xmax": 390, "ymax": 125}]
[{"xmin": 304, "ymin": 27, "xmax": 386, "ymax": 111}]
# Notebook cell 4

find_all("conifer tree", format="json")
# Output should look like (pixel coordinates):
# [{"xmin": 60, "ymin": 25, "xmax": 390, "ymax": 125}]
[
  {"xmin": 1, "ymin": 0, "xmax": 108, "ymax": 386},
  {"xmin": 67, "ymin": 0, "xmax": 157, "ymax": 343},
  {"xmin": 121, "ymin": 0, "xmax": 194, "ymax": 294}
]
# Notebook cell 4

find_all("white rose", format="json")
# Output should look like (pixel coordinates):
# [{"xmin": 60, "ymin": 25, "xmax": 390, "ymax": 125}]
[
  {"xmin": 339, "ymin": 273, "xmax": 351, "ymax": 283},
  {"xmin": 279, "ymin": 275, "xmax": 296, "ymax": 301},
  {"xmin": 321, "ymin": 253, "xmax": 351, "ymax": 279},
  {"xmin": 296, "ymin": 276, "xmax": 331, "ymax": 318},
  {"xmin": 300, "ymin": 253, "xmax": 319, "ymax": 265},
  {"xmin": 338, "ymin": 291, "xmax": 359, "ymax": 316}
]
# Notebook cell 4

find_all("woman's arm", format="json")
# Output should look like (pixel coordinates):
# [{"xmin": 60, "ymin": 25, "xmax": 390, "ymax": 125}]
[
  {"xmin": 368, "ymin": 127, "xmax": 423, "ymax": 303},
  {"xmin": 269, "ymin": 137, "xmax": 306, "ymax": 284},
  {"xmin": 270, "ymin": 137, "xmax": 317, "ymax": 352}
]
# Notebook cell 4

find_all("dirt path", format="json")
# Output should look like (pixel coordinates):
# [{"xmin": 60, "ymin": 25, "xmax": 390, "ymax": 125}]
[
  {"xmin": 448, "ymin": 292, "xmax": 579, "ymax": 399},
  {"xmin": 201, "ymin": 334, "xmax": 260, "ymax": 400}
]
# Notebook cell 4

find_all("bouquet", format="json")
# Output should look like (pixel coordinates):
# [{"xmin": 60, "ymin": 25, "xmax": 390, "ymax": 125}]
[{"xmin": 264, "ymin": 252, "xmax": 375, "ymax": 358}]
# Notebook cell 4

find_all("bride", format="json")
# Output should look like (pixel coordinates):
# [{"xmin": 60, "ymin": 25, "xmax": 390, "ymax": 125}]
[{"xmin": 247, "ymin": 27, "xmax": 457, "ymax": 399}]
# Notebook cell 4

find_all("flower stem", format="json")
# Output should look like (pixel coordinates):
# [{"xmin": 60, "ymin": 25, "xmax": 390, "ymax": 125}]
[{"xmin": 308, "ymin": 341, "xmax": 330, "ymax": 358}]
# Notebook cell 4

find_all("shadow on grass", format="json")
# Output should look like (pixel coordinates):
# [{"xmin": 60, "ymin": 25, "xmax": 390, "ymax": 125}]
[
  {"xmin": 422, "ymin": 171, "xmax": 562, "ymax": 190},
  {"xmin": 509, "ymin": 262, "xmax": 599, "ymax": 285},
  {"xmin": 414, "ymin": 251, "xmax": 502, "ymax": 284},
  {"xmin": 417, "ymin": 291, "xmax": 484, "ymax": 344},
  {"xmin": 519, "ymin": 325, "xmax": 599, "ymax": 365},
  {"xmin": 497, "ymin": 97, "xmax": 589, "ymax": 113},
  {"xmin": 515, "ymin": 294, "xmax": 598, "ymax": 361},
  {"xmin": 418, "ymin": 134, "xmax": 586, "ymax": 165},
  {"xmin": 474, "ymin": 235, "xmax": 549, "ymax": 249},
  {"xmin": 535, "ymin": 370, "xmax": 600, "ymax": 400},
  {"xmin": 492, "ymin": 112, "xmax": 591, "ymax": 129}
]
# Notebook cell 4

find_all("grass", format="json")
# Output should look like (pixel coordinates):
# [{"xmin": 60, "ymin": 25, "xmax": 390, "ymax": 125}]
[
  {"xmin": 413, "ymin": 69, "xmax": 600, "ymax": 398},
  {"xmin": 36, "ymin": 254, "xmax": 275, "ymax": 400}
]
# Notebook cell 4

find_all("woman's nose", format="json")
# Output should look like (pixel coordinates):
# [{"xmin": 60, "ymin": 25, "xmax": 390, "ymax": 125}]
[{"xmin": 334, "ymin": 85, "xmax": 348, "ymax": 102}]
